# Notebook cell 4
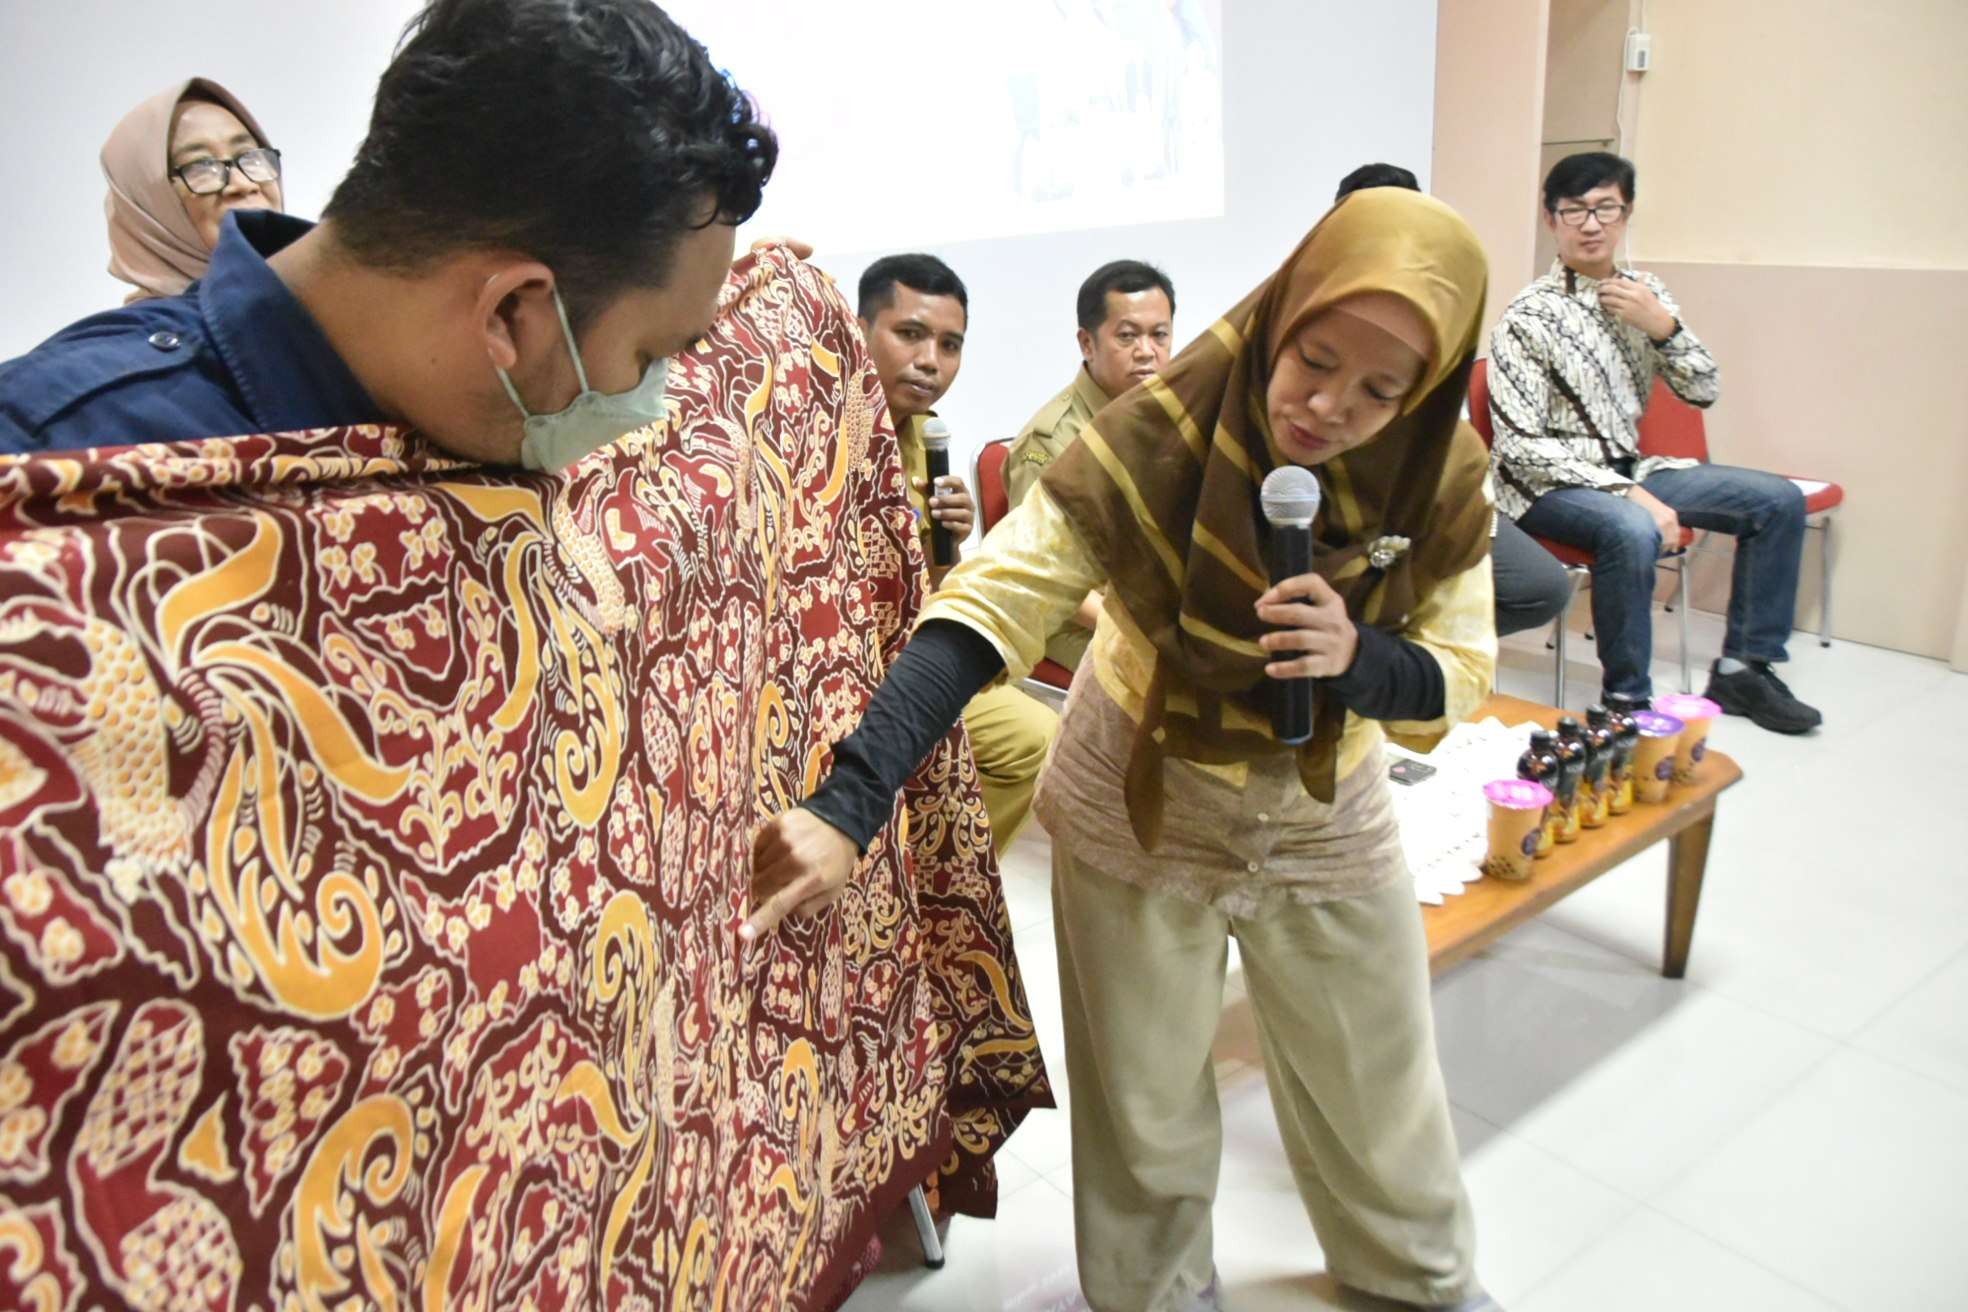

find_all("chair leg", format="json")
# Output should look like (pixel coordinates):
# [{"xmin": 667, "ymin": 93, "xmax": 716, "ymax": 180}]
[
  {"xmin": 1677, "ymin": 558, "xmax": 1693, "ymax": 694},
  {"xmin": 1553, "ymin": 616, "xmax": 1567, "ymax": 708},
  {"xmin": 908, "ymin": 1184, "xmax": 945, "ymax": 1269},
  {"xmin": 1818, "ymin": 517, "xmax": 1834, "ymax": 648},
  {"xmin": 1551, "ymin": 568, "xmax": 1586, "ymax": 708}
]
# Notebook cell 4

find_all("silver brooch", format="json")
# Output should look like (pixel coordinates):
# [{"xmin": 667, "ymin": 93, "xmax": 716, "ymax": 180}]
[{"xmin": 1368, "ymin": 535, "xmax": 1412, "ymax": 570}]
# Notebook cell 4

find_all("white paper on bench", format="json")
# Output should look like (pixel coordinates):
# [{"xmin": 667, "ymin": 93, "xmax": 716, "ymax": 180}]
[
  {"xmin": 1384, "ymin": 718, "xmax": 1540, "ymax": 904},
  {"xmin": 1788, "ymin": 478, "xmax": 1831, "ymax": 496}
]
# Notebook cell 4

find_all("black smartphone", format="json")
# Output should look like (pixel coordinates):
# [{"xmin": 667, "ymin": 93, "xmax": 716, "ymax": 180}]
[{"xmin": 1388, "ymin": 758, "xmax": 1437, "ymax": 786}]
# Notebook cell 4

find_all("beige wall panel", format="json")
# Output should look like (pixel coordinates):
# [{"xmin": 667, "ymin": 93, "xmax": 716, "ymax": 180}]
[
  {"xmin": 1630, "ymin": 0, "xmax": 1968, "ymax": 269},
  {"xmin": 1433, "ymin": 0, "xmax": 1552, "ymax": 347},
  {"xmin": 1642, "ymin": 262, "xmax": 1968, "ymax": 658},
  {"xmin": 1543, "ymin": 0, "xmax": 1627, "ymax": 145}
]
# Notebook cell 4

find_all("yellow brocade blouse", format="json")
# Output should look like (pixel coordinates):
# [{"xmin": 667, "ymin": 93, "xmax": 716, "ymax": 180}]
[{"xmin": 920, "ymin": 483, "xmax": 1498, "ymax": 787}]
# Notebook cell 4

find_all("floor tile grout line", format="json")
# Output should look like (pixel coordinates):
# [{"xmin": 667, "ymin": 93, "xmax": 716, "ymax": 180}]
[
  {"xmin": 1631, "ymin": 1201, "xmax": 1855, "ymax": 1312},
  {"xmin": 1481, "ymin": 1140, "xmax": 1648, "ymax": 1306},
  {"xmin": 1506, "ymin": 1194, "xmax": 1649, "ymax": 1307},
  {"xmin": 1838, "ymin": 938, "xmax": 1968, "ymax": 1050},
  {"xmin": 1822, "ymin": 1032, "xmax": 1968, "ymax": 1102},
  {"xmin": 1512, "ymin": 1197, "xmax": 1854, "ymax": 1312},
  {"xmin": 1441, "ymin": 992, "xmax": 1841, "ymax": 1214},
  {"xmin": 1685, "ymin": 945, "xmax": 1968, "ymax": 1049},
  {"xmin": 1454, "ymin": 909, "xmax": 1850, "ymax": 1053},
  {"xmin": 1628, "ymin": 1041, "xmax": 1841, "ymax": 1206},
  {"xmin": 1516, "ymin": 908, "xmax": 1939, "ymax": 1049},
  {"xmin": 1449, "ymin": 1098, "xmax": 1657, "ymax": 1212}
]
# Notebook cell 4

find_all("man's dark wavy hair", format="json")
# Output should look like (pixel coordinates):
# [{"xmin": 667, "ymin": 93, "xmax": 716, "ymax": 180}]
[
  {"xmin": 324, "ymin": 0, "xmax": 778, "ymax": 328},
  {"xmin": 1543, "ymin": 151, "xmax": 1635, "ymax": 212}
]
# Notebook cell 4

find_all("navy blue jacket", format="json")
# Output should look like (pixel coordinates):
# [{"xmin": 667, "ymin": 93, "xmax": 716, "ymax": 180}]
[{"xmin": 0, "ymin": 211, "xmax": 379, "ymax": 454}]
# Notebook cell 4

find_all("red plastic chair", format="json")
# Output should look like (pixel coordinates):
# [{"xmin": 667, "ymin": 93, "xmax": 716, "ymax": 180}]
[
  {"xmin": 1472, "ymin": 358, "xmax": 1695, "ymax": 705},
  {"xmin": 1636, "ymin": 379, "xmax": 1844, "ymax": 648},
  {"xmin": 973, "ymin": 438, "xmax": 1074, "ymax": 695}
]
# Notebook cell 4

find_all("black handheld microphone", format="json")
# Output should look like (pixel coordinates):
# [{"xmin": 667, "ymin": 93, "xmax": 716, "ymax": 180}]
[
  {"xmin": 1260, "ymin": 466, "xmax": 1323, "ymax": 745},
  {"xmin": 921, "ymin": 418, "xmax": 956, "ymax": 566}
]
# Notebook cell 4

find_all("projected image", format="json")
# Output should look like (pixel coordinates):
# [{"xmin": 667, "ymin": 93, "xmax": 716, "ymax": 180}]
[{"xmin": 668, "ymin": 0, "xmax": 1224, "ymax": 252}]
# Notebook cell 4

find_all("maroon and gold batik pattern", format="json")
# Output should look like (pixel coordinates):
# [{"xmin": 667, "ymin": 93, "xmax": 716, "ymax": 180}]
[{"xmin": 0, "ymin": 245, "xmax": 1050, "ymax": 1311}]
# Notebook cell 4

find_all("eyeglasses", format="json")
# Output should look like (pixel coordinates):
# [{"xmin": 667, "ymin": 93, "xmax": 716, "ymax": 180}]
[
  {"xmin": 171, "ymin": 147, "xmax": 282, "ymax": 196},
  {"xmin": 1553, "ymin": 201, "xmax": 1628, "ymax": 228}
]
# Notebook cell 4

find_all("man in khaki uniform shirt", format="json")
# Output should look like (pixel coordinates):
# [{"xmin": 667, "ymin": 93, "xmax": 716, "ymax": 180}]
[
  {"xmin": 1005, "ymin": 259, "xmax": 1176, "ymax": 672},
  {"xmin": 857, "ymin": 253, "xmax": 1056, "ymax": 851}
]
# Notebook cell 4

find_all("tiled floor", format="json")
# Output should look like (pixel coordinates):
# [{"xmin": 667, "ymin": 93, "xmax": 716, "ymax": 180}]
[{"xmin": 845, "ymin": 614, "xmax": 1968, "ymax": 1311}]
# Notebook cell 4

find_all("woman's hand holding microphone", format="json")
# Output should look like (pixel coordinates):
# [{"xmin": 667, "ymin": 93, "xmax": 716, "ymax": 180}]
[{"xmin": 1255, "ymin": 573, "xmax": 1360, "ymax": 680}]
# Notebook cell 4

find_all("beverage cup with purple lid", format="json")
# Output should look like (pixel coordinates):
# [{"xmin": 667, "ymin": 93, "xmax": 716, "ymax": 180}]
[
  {"xmin": 1653, "ymin": 694, "xmax": 1721, "ymax": 784},
  {"xmin": 1483, "ymin": 779, "xmax": 1553, "ymax": 881},
  {"xmin": 1631, "ymin": 710, "xmax": 1685, "ymax": 802}
]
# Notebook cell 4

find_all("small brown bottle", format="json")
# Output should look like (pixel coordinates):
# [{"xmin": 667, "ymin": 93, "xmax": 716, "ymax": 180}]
[
  {"xmin": 1517, "ymin": 729, "xmax": 1561, "ymax": 857},
  {"xmin": 1582, "ymin": 705, "xmax": 1618, "ymax": 828},
  {"xmin": 1550, "ymin": 718, "xmax": 1588, "ymax": 843},
  {"xmin": 1604, "ymin": 695, "xmax": 1643, "ymax": 814}
]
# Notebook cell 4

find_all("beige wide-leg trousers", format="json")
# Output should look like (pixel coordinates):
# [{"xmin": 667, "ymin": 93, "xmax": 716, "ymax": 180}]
[{"xmin": 1052, "ymin": 851, "xmax": 1477, "ymax": 1311}]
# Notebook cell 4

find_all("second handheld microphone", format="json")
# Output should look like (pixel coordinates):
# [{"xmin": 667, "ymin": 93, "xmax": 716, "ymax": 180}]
[{"xmin": 921, "ymin": 418, "xmax": 956, "ymax": 566}]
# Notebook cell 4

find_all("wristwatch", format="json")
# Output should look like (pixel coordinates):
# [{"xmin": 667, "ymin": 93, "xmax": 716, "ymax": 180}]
[{"xmin": 1651, "ymin": 317, "xmax": 1683, "ymax": 346}]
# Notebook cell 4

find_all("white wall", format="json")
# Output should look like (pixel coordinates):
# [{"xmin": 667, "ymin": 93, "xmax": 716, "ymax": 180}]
[
  {"xmin": 0, "ymin": 0, "xmax": 1439, "ymax": 497},
  {"xmin": 0, "ymin": 0, "xmax": 425, "ymax": 354},
  {"xmin": 815, "ymin": 0, "xmax": 1439, "ymax": 485}
]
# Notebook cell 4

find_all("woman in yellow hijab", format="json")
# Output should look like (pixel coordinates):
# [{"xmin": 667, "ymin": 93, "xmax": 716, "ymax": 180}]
[{"xmin": 753, "ymin": 189, "xmax": 1500, "ymax": 1312}]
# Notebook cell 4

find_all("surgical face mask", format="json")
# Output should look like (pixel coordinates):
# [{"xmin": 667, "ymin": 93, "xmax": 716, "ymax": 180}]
[{"xmin": 496, "ymin": 289, "xmax": 671, "ymax": 473}]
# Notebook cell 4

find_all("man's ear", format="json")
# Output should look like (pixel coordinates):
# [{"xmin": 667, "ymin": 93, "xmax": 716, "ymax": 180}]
[
  {"xmin": 475, "ymin": 259, "xmax": 558, "ymax": 372},
  {"xmin": 1077, "ymin": 327, "xmax": 1095, "ymax": 362}
]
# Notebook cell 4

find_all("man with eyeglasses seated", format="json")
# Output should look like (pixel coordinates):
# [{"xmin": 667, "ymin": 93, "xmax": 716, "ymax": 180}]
[
  {"xmin": 1488, "ymin": 151, "xmax": 1819, "ymax": 733},
  {"xmin": 1002, "ymin": 259, "xmax": 1177, "ymax": 675},
  {"xmin": 0, "ymin": 0, "xmax": 772, "ymax": 474}
]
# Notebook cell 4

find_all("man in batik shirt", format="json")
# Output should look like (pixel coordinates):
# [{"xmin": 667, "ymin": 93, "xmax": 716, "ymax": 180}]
[{"xmin": 1489, "ymin": 151, "xmax": 1819, "ymax": 733}]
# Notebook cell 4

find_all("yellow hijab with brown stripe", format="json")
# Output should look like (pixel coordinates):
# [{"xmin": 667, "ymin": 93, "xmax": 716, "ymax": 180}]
[{"xmin": 1039, "ymin": 188, "xmax": 1494, "ymax": 849}]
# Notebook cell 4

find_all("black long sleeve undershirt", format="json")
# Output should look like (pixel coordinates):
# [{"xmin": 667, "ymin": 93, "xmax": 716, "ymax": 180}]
[
  {"xmin": 802, "ymin": 618, "xmax": 1448, "ymax": 851},
  {"xmin": 1325, "ymin": 621, "xmax": 1446, "ymax": 725},
  {"xmin": 802, "ymin": 621, "xmax": 1004, "ymax": 850}
]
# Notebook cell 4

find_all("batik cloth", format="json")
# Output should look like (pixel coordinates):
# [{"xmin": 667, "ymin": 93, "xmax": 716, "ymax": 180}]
[{"xmin": 0, "ymin": 245, "xmax": 1048, "ymax": 1311}]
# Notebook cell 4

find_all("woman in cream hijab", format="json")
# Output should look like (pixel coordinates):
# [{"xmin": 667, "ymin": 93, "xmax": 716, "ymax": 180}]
[
  {"xmin": 750, "ymin": 188, "xmax": 1503, "ymax": 1311},
  {"xmin": 100, "ymin": 77, "xmax": 282, "ymax": 302}
]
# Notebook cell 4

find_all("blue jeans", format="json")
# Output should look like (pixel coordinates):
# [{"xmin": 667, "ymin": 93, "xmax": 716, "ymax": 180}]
[{"xmin": 1517, "ymin": 464, "xmax": 1806, "ymax": 699}]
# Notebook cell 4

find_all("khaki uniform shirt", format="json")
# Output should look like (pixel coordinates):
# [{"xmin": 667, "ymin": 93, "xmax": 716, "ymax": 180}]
[
  {"xmin": 1005, "ymin": 367, "xmax": 1110, "ymax": 508},
  {"xmin": 1003, "ymin": 368, "xmax": 1112, "ymax": 672}
]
